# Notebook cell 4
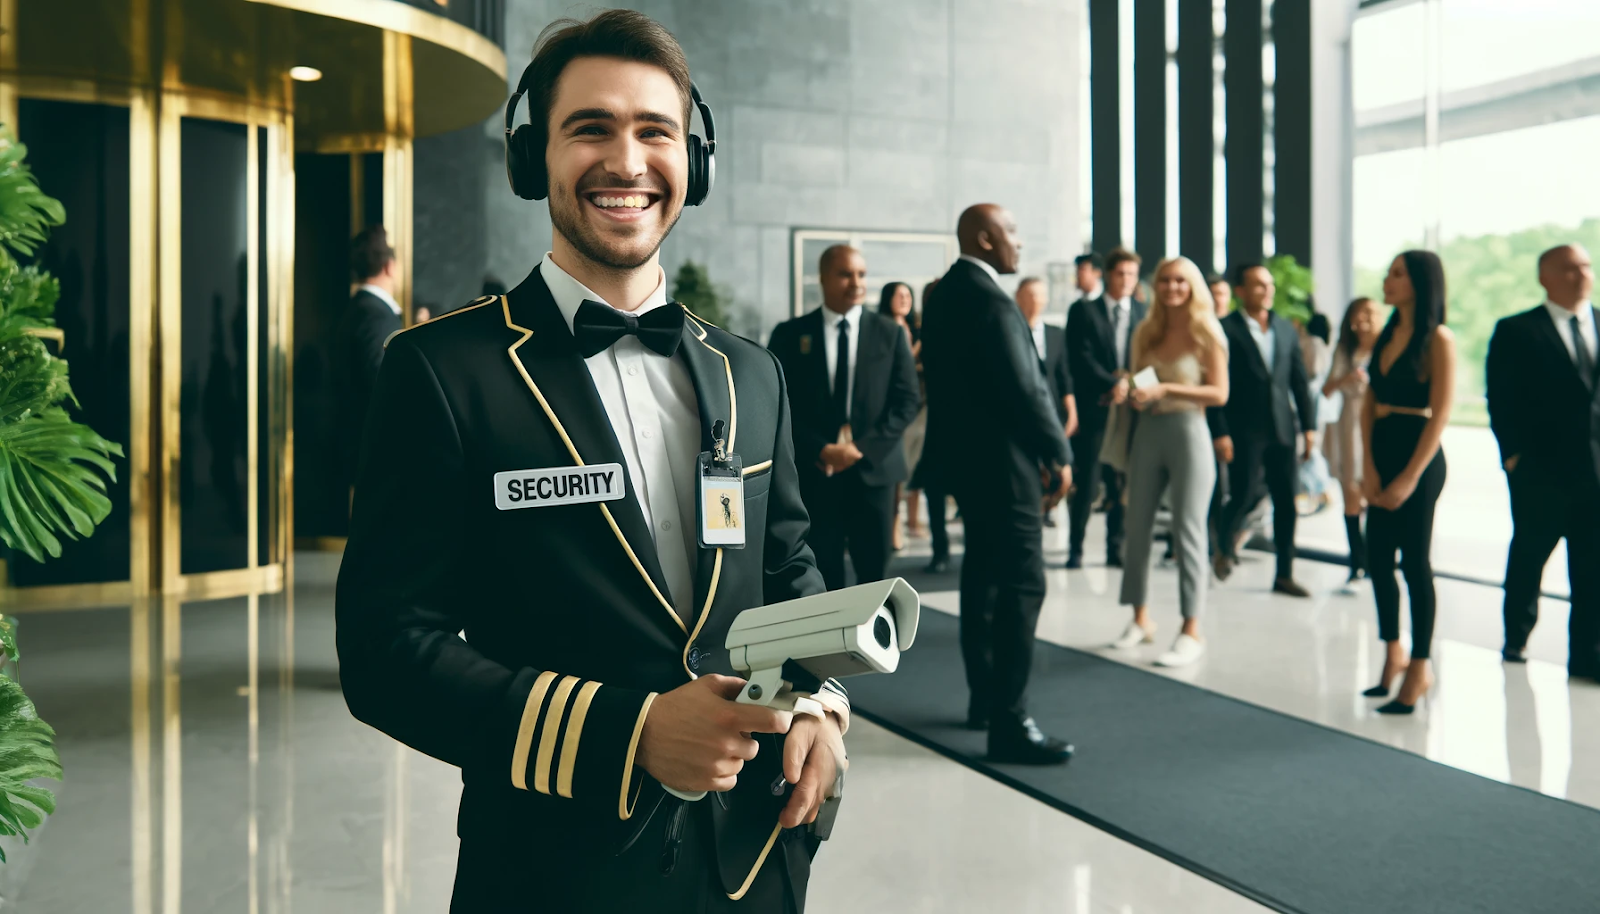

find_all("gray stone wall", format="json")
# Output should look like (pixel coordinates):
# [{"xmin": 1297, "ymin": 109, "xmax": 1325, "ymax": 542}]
[{"xmin": 417, "ymin": 0, "xmax": 1084, "ymax": 338}]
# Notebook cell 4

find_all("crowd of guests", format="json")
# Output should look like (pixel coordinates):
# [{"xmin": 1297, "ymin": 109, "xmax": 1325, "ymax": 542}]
[{"xmin": 755, "ymin": 207, "xmax": 1598, "ymax": 746}]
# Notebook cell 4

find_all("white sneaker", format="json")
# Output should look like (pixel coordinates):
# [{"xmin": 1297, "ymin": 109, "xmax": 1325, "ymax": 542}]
[
  {"xmin": 1155, "ymin": 633, "xmax": 1206, "ymax": 667},
  {"xmin": 1108, "ymin": 621, "xmax": 1156, "ymax": 650}
]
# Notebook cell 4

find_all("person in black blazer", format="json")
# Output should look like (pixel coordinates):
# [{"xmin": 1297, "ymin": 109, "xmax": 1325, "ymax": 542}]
[
  {"xmin": 1486, "ymin": 243, "xmax": 1600, "ymax": 680},
  {"xmin": 922, "ymin": 203, "xmax": 1074, "ymax": 765},
  {"xmin": 1209, "ymin": 263, "xmax": 1317, "ymax": 596},
  {"xmin": 333, "ymin": 225, "xmax": 405, "ymax": 494},
  {"xmin": 338, "ymin": 16, "xmax": 848, "ymax": 910},
  {"xmin": 768, "ymin": 245, "xmax": 920, "ymax": 590},
  {"xmin": 1017, "ymin": 276, "xmax": 1078, "ymax": 435},
  {"xmin": 1065, "ymin": 247, "xmax": 1147, "ymax": 568}
]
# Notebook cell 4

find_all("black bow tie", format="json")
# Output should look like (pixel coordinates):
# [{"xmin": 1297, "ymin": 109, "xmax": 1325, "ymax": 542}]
[{"xmin": 571, "ymin": 299, "xmax": 685, "ymax": 358}]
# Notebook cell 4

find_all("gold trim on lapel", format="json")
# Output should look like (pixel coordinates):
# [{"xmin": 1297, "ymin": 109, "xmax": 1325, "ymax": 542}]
[
  {"xmin": 501, "ymin": 296, "xmax": 688, "ymax": 635},
  {"xmin": 685, "ymin": 313, "xmax": 739, "ymax": 452},
  {"xmin": 726, "ymin": 822, "xmax": 784, "ymax": 901},
  {"xmin": 680, "ymin": 547, "xmax": 722, "ymax": 678}
]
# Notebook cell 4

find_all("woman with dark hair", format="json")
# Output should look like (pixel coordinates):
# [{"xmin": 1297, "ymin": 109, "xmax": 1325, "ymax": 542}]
[
  {"xmin": 1323, "ymin": 297, "xmax": 1381, "ymax": 585},
  {"xmin": 1361, "ymin": 251, "xmax": 1456, "ymax": 713},
  {"xmin": 879, "ymin": 281, "xmax": 921, "ymax": 549}
]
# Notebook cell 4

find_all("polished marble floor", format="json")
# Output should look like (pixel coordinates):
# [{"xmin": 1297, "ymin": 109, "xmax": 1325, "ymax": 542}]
[{"xmin": 6, "ymin": 525, "xmax": 1595, "ymax": 911}]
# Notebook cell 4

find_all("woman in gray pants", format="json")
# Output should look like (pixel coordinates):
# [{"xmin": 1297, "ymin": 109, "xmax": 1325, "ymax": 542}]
[{"xmin": 1108, "ymin": 256, "xmax": 1230, "ymax": 667}]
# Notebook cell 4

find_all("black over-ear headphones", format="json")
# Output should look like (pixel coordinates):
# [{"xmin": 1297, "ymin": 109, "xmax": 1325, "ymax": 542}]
[{"xmin": 504, "ymin": 62, "xmax": 717, "ymax": 206}]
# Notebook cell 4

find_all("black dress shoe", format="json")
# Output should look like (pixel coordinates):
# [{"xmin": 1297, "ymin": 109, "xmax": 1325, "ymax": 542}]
[
  {"xmin": 1213, "ymin": 553, "xmax": 1235, "ymax": 581},
  {"xmin": 924, "ymin": 556, "xmax": 950, "ymax": 574},
  {"xmin": 1502, "ymin": 647, "xmax": 1528, "ymax": 664},
  {"xmin": 965, "ymin": 712, "xmax": 989, "ymax": 731},
  {"xmin": 987, "ymin": 717, "xmax": 1073, "ymax": 765},
  {"xmin": 1105, "ymin": 553, "xmax": 1123, "ymax": 568},
  {"xmin": 1064, "ymin": 553, "xmax": 1083, "ymax": 570},
  {"xmin": 1272, "ymin": 578, "xmax": 1311, "ymax": 597}
]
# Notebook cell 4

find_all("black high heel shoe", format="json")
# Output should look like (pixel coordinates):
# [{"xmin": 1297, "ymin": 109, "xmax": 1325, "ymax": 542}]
[
  {"xmin": 1363, "ymin": 667, "xmax": 1404, "ymax": 698},
  {"xmin": 1375, "ymin": 699, "xmax": 1415, "ymax": 715}
]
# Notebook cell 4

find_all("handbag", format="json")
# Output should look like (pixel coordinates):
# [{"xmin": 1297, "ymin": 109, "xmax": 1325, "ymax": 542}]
[{"xmin": 1098, "ymin": 402, "xmax": 1133, "ymax": 473}]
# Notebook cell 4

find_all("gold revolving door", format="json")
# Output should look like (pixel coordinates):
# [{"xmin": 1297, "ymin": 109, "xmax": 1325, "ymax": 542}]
[{"xmin": 0, "ymin": 0, "xmax": 507, "ymax": 606}]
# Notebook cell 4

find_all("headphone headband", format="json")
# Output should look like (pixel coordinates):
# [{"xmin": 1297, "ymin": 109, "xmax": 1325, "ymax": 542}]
[{"xmin": 504, "ymin": 62, "xmax": 715, "ymax": 206}]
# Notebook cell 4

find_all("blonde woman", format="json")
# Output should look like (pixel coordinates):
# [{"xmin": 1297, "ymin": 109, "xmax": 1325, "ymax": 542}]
[{"xmin": 1108, "ymin": 257, "xmax": 1230, "ymax": 667}]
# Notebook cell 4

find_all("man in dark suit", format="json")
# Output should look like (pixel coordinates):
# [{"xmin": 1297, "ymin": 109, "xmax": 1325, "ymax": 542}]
[
  {"xmin": 768, "ymin": 245, "xmax": 920, "ymax": 590},
  {"xmin": 332, "ymin": 225, "xmax": 405, "ymax": 494},
  {"xmin": 922, "ymin": 203, "xmax": 1073, "ymax": 765},
  {"xmin": 337, "ymin": 13, "xmax": 848, "ymax": 910},
  {"xmin": 1210, "ymin": 263, "xmax": 1317, "ymax": 596},
  {"xmin": 1018, "ymin": 276, "xmax": 1077, "ymax": 528},
  {"xmin": 1064, "ymin": 247, "xmax": 1147, "ymax": 568},
  {"xmin": 1486, "ymin": 243, "xmax": 1600, "ymax": 680}
]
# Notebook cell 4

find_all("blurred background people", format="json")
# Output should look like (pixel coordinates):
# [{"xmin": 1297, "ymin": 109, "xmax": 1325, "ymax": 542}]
[
  {"xmin": 1296, "ymin": 305, "xmax": 1335, "ymax": 515},
  {"xmin": 1074, "ymin": 251, "xmax": 1104, "ymax": 303},
  {"xmin": 1208, "ymin": 274, "xmax": 1233, "ymax": 317},
  {"xmin": 768, "ymin": 245, "xmax": 920, "ymax": 590},
  {"xmin": 878, "ymin": 280, "xmax": 921, "ymax": 550},
  {"xmin": 1362, "ymin": 251, "xmax": 1456, "ymax": 713},
  {"xmin": 1110, "ymin": 257, "xmax": 1229, "ymax": 667},
  {"xmin": 1324, "ymin": 297, "xmax": 1381, "ymax": 586},
  {"xmin": 333, "ymin": 225, "xmax": 403, "ymax": 504},
  {"xmin": 1486, "ymin": 244, "xmax": 1600, "ymax": 681},
  {"xmin": 911, "ymin": 278, "xmax": 952, "ymax": 573},
  {"xmin": 1210, "ymin": 263, "xmax": 1317, "ymax": 596},
  {"xmin": 1017, "ymin": 276, "xmax": 1077, "ymax": 526},
  {"xmin": 922, "ymin": 203, "xmax": 1073, "ymax": 764},
  {"xmin": 1066, "ymin": 247, "xmax": 1146, "ymax": 569}
]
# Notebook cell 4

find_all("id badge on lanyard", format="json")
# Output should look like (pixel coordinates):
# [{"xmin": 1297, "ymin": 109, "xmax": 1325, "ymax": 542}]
[{"xmin": 697, "ymin": 419, "xmax": 746, "ymax": 549}]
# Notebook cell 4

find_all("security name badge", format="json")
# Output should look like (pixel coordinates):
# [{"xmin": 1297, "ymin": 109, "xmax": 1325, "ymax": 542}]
[
  {"xmin": 493, "ymin": 462, "xmax": 626, "ymax": 510},
  {"xmin": 697, "ymin": 419, "xmax": 746, "ymax": 549}
]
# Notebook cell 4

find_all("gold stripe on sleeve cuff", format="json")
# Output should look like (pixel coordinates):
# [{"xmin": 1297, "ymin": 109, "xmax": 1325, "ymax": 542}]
[
  {"xmin": 534, "ymin": 675, "xmax": 579, "ymax": 795},
  {"xmin": 619, "ymin": 692, "xmax": 658, "ymax": 821},
  {"xmin": 556, "ymin": 680, "xmax": 601, "ymax": 799},
  {"xmin": 511, "ymin": 671, "xmax": 558, "ymax": 791}
]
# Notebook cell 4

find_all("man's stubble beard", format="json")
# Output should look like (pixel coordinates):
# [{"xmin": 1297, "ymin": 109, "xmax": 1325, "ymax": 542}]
[{"xmin": 549, "ymin": 181, "xmax": 683, "ymax": 272}]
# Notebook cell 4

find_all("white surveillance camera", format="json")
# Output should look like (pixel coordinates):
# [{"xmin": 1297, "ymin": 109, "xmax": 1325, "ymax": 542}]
[{"xmin": 725, "ymin": 577, "xmax": 920, "ymax": 693}]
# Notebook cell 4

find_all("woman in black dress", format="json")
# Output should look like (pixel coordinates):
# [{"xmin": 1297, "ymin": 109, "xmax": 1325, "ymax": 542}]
[{"xmin": 1361, "ymin": 250, "xmax": 1457, "ymax": 714}]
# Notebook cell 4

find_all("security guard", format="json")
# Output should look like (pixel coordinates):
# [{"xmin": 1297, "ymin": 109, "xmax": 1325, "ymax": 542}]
[{"xmin": 335, "ymin": 11, "xmax": 847, "ymax": 913}]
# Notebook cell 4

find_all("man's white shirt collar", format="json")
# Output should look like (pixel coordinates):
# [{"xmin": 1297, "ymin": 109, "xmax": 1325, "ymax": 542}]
[
  {"xmin": 359, "ymin": 283, "xmax": 401, "ymax": 316},
  {"xmin": 1544, "ymin": 298, "xmax": 1595, "ymax": 326},
  {"xmin": 823, "ymin": 303, "xmax": 863, "ymax": 329},
  {"xmin": 958, "ymin": 254, "xmax": 1002, "ymax": 287},
  {"xmin": 1109, "ymin": 295, "xmax": 1132, "ymax": 312},
  {"xmin": 540, "ymin": 251, "xmax": 669, "ymax": 336}
]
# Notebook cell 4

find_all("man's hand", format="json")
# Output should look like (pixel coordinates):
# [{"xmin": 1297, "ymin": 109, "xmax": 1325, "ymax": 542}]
[
  {"xmin": 1302, "ymin": 431, "xmax": 1317, "ymax": 462},
  {"xmin": 1504, "ymin": 454, "xmax": 1520, "ymax": 473},
  {"xmin": 779, "ymin": 712, "xmax": 847, "ymax": 828},
  {"xmin": 1213, "ymin": 436, "xmax": 1234, "ymax": 465},
  {"xmin": 636, "ymin": 675, "xmax": 793, "ymax": 795},
  {"xmin": 818, "ymin": 442, "xmax": 864, "ymax": 474},
  {"xmin": 1041, "ymin": 465, "xmax": 1072, "ymax": 511}
]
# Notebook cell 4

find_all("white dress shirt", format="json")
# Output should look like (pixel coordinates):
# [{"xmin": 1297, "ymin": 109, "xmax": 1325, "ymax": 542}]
[
  {"xmin": 1030, "ymin": 320, "xmax": 1048, "ymax": 361},
  {"xmin": 821, "ymin": 303, "xmax": 863, "ymax": 417},
  {"xmin": 359, "ymin": 282, "xmax": 401, "ymax": 316},
  {"xmin": 1544, "ymin": 299, "xmax": 1596, "ymax": 368},
  {"xmin": 1109, "ymin": 296, "xmax": 1133, "ymax": 369},
  {"xmin": 540, "ymin": 253, "xmax": 700, "ymax": 617},
  {"xmin": 1245, "ymin": 311, "xmax": 1276, "ymax": 372}
]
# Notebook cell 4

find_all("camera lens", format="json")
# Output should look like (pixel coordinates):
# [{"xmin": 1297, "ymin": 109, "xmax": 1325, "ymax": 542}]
[{"xmin": 873, "ymin": 613, "xmax": 892, "ymax": 649}]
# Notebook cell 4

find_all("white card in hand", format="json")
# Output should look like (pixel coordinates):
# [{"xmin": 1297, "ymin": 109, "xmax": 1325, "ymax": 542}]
[{"xmin": 1130, "ymin": 366, "xmax": 1160, "ymax": 389}]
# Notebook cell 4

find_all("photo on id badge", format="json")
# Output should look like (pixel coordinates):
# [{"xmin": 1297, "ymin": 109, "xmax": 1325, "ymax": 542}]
[{"xmin": 700, "ymin": 475, "xmax": 745, "ymax": 547}]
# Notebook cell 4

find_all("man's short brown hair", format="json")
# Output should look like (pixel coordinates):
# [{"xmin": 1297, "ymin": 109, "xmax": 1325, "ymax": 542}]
[
  {"xmin": 526, "ymin": 10, "xmax": 692, "ymax": 146},
  {"xmin": 349, "ymin": 225, "xmax": 394, "ymax": 282},
  {"xmin": 1104, "ymin": 246, "xmax": 1141, "ymax": 273}
]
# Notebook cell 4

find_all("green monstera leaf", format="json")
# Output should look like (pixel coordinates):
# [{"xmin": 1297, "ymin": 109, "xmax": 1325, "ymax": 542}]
[{"xmin": 0, "ymin": 669, "xmax": 60, "ymax": 862}]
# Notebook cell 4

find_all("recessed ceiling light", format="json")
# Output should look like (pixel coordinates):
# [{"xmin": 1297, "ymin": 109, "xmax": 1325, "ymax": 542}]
[{"xmin": 289, "ymin": 66, "xmax": 323, "ymax": 82}]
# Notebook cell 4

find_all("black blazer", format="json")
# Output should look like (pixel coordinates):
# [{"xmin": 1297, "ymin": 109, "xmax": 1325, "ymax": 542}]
[
  {"xmin": 1066, "ymin": 294, "xmax": 1147, "ymax": 428},
  {"xmin": 1040, "ymin": 323, "xmax": 1073, "ymax": 425},
  {"xmin": 1207, "ymin": 310, "xmax": 1316, "ymax": 447},
  {"xmin": 1486, "ymin": 304, "xmax": 1600, "ymax": 484},
  {"xmin": 333, "ymin": 288, "xmax": 403, "ymax": 480},
  {"xmin": 767, "ymin": 308, "xmax": 921, "ymax": 487},
  {"xmin": 920, "ymin": 259, "xmax": 1071, "ymax": 501},
  {"xmin": 335, "ymin": 267, "xmax": 834, "ymax": 903}
]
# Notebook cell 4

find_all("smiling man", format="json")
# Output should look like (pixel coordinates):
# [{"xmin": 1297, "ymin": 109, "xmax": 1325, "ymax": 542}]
[{"xmin": 335, "ymin": 10, "xmax": 848, "ymax": 913}]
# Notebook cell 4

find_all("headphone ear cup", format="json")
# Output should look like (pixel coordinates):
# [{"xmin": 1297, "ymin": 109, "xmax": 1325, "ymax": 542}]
[
  {"xmin": 509, "ymin": 124, "xmax": 548, "ymax": 201},
  {"xmin": 685, "ymin": 134, "xmax": 707, "ymax": 207}
]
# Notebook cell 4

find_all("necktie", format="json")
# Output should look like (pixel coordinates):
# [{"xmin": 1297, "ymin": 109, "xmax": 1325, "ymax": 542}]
[
  {"xmin": 833, "ymin": 317, "xmax": 851, "ymax": 426},
  {"xmin": 1572, "ymin": 315, "xmax": 1595, "ymax": 387},
  {"xmin": 571, "ymin": 299, "xmax": 684, "ymax": 358}
]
